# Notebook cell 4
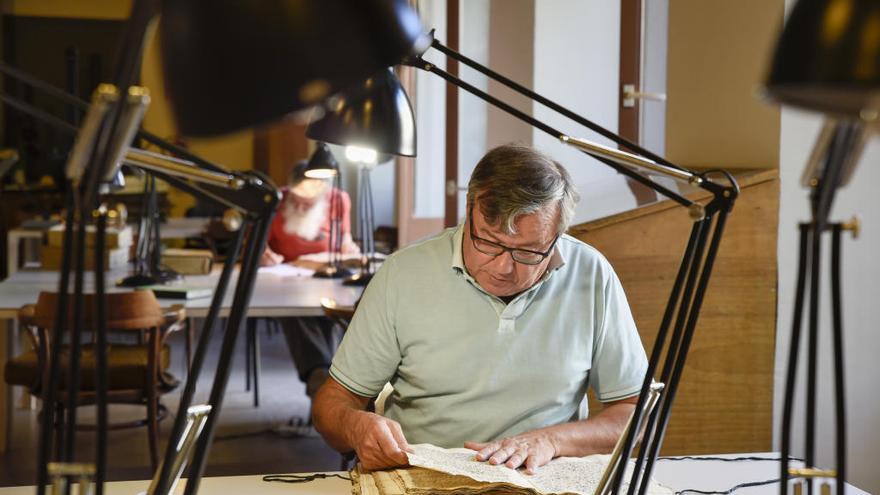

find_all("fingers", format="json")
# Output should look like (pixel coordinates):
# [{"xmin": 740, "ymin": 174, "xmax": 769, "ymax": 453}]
[
  {"xmin": 354, "ymin": 415, "xmax": 411, "ymax": 471},
  {"xmin": 388, "ymin": 421, "xmax": 414, "ymax": 454},
  {"xmin": 467, "ymin": 435, "xmax": 556, "ymax": 473},
  {"xmin": 375, "ymin": 422, "xmax": 409, "ymax": 465},
  {"xmin": 523, "ymin": 447, "xmax": 554, "ymax": 474}
]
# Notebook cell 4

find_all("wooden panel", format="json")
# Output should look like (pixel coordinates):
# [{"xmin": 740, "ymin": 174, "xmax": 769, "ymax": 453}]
[
  {"xmin": 569, "ymin": 170, "xmax": 778, "ymax": 454},
  {"xmin": 253, "ymin": 119, "xmax": 310, "ymax": 188}
]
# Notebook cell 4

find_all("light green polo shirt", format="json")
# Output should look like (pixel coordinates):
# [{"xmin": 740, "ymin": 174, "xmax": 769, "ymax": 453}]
[{"xmin": 329, "ymin": 225, "xmax": 647, "ymax": 447}]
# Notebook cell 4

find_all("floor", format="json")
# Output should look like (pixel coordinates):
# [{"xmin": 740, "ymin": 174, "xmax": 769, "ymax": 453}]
[{"xmin": 0, "ymin": 319, "xmax": 343, "ymax": 487}]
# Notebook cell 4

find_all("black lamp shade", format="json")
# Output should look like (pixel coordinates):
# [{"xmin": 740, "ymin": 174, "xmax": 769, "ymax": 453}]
[
  {"xmin": 160, "ymin": 0, "xmax": 427, "ymax": 137},
  {"xmin": 304, "ymin": 142, "xmax": 339, "ymax": 179},
  {"xmin": 306, "ymin": 68, "xmax": 417, "ymax": 157},
  {"xmin": 766, "ymin": 0, "xmax": 880, "ymax": 117}
]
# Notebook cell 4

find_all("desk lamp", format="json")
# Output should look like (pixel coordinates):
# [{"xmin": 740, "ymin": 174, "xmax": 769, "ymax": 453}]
[
  {"xmin": 764, "ymin": 1, "xmax": 880, "ymax": 493},
  {"xmin": 2, "ymin": 2, "xmax": 427, "ymax": 495},
  {"xmin": 307, "ymin": 68, "xmax": 416, "ymax": 285},
  {"xmin": 311, "ymin": 30, "xmax": 740, "ymax": 495},
  {"xmin": 304, "ymin": 142, "xmax": 352, "ymax": 279}
]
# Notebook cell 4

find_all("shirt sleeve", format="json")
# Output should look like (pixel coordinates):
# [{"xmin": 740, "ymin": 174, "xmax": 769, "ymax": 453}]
[
  {"xmin": 330, "ymin": 255, "xmax": 402, "ymax": 397},
  {"xmin": 588, "ymin": 258, "xmax": 648, "ymax": 402}
]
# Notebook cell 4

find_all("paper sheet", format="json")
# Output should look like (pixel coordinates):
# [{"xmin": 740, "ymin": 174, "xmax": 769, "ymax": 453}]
[{"xmin": 257, "ymin": 263, "xmax": 315, "ymax": 278}]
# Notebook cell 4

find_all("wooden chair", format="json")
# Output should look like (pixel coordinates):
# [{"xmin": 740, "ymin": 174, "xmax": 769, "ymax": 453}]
[
  {"xmin": 3, "ymin": 290, "xmax": 186, "ymax": 468},
  {"xmin": 320, "ymin": 297, "xmax": 356, "ymax": 329}
]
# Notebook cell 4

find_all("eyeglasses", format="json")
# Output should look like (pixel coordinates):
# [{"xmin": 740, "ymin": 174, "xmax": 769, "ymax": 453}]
[{"xmin": 468, "ymin": 207, "xmax": 558, "ymax": 266}]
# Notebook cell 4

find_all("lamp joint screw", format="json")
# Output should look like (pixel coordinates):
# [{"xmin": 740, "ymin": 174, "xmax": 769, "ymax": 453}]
[
  {"xmin": 688, "ymin": 203, "xmax": 705, "ymax": 221},
  {"xmin": 842, "ymin": 215, "xmax": 860, "ymax": 239}
]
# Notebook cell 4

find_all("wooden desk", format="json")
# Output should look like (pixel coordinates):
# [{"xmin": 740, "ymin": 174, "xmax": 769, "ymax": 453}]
[
  {"xmin": 0, "ymin": 265, "xmax": 362, "ymax": 453},
  {"xmin": 0, "ymin": 454, "xmax": 869, "ymax": 494}
]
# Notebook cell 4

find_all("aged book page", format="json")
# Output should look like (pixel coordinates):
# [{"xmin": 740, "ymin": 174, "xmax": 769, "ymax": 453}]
[{"xmin": 405, "ymin": 443, "xmax": 671, "ymax": 495}]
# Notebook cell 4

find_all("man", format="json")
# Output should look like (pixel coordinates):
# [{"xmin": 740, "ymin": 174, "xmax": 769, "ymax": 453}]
[
  {"xmin": 313, "ymin": 144, "xmax": 647, "ymax": 473},
  {"xmin": 261, "ymin": 160, "xmax": 358, "ymax": 432}
]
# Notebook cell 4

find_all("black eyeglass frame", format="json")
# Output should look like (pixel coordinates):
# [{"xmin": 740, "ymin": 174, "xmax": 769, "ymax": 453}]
[{"xmin": 467, "ymin": 206, "xmax": 559, "ymax": 266}]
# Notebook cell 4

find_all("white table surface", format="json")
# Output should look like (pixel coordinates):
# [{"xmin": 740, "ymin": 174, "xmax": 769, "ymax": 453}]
[
  {"xmin": 0, "ymin": 264, "xmax": 363, "ymax": 319},
  {"xmin": 0, "ymin": 454, "xmax": 869, "ymax": 494}
]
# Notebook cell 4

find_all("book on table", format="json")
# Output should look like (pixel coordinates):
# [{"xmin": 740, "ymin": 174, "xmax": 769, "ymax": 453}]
[
  {"xmin": 137, "ymin": 285, "xmax": 213, "ymax": 300},
  {"xmin": 352, "ymin": 444, "xmax": 672, "ymax": 495}
]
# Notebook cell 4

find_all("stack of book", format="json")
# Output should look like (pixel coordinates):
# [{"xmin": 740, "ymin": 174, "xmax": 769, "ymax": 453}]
[
  {"xmin": 160, "ymin": 248, "xmax": 213, "ymax": 275},
  {"xmin": 41, "ymin": 224, "xmax": 133, "ymax": 270}
]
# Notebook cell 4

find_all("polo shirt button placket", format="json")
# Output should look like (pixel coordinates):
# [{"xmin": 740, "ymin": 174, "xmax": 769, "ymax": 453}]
[{"xmin": 497, "ymin": 317, "xmax": 515, "ymax": 334}]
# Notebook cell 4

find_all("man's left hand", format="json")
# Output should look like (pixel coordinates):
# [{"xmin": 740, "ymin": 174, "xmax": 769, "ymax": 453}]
[{"xmin": 464, "ymin": 430, "xmax": 559, "ymax": 474}]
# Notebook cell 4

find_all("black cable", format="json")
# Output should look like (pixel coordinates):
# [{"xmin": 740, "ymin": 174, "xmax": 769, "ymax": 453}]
[
  {"xmin": 212, "ymin": 428, "xmax": 274, "ymax": 441},
  {"xmin": 657, "ymin": 455, "xmax": 807, "ymax": 495},
  {"xmin": 262, "ymin": 473, "xmax": 351, "ymax": 484},
  {"xmin": 675, "ymin": 478, "xmax": 780, "ymax": 495},
  {"xmin": 658, "ymin": 455, "xmax": 804, "ymax": 463}
]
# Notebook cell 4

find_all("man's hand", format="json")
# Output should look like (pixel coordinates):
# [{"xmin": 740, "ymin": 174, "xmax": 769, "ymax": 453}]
[
  {"xmin": 347, "ymin": 411, "xmax": 412, "ymax": 470},
  {"xmin": 465, "ymin": 430, "xmax": 559, "ymax": 474},
  {"xmin": 260, "ymin": 247, "xmax": 283, "ymax": 266}
]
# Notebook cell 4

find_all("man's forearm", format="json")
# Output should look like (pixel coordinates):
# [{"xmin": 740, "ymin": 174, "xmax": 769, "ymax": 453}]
[
  {"xmin": 545, "ymin": 400, "xmax": 635, "ymax": 458},
  {"xmin": 312, "ymin": 379, "xmax": 370, "ymax": 453}
]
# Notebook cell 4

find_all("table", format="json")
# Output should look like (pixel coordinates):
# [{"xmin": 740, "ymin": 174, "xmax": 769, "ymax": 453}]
[
  {"xmin": 0, "ymin": 265, "xmax": 363, "ymax": 452},
  {"xmin": 0, "ymin": 454, "xmax": 869, "ymax": 494}
]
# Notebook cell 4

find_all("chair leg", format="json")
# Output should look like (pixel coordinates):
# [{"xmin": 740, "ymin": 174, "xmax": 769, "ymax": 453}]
[
  {"xmin": 147, "ymin": 396, "xmax": 159, "ymax": 470},
  {"xmin": 252, "ymin": 321, "xmax": 261, "ymax": 408},
  {"xmin": 245, "ymin": 319, "xmax": 253, "ymax": 392},
  {"xmin": 185, "ymin": 317, "xmax": 194, "ymax": 376}
]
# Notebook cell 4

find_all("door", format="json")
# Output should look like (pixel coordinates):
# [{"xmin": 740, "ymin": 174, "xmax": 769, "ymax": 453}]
[{"xmin": 619, "ymin": 0, "xmax": 668, "ymax": 206}]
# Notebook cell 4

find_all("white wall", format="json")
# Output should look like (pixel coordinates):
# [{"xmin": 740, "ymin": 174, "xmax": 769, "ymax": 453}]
[
  {"xmin": 640, "ymin": 0, "xmax": 667, "ymax": 157},
  {"xmin": 457, "ymin": 0, "xmax": 491, "ymax": 221},
  {"xmin": 533, "ymin": 0, "xmax": 636, "ymax": 224},
  {"xmin": 412, "ymin": 0, "xmax": 448, "ymax": 220}
]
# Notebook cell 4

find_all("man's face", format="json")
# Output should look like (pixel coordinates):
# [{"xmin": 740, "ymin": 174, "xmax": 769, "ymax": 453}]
[
  {"xmin": 462, "ymin": 202, "xmax": 558, "ymax": 298},
  {"xmin": 288, "ymin": 178, "xmax": 328, "ymax": 213}
]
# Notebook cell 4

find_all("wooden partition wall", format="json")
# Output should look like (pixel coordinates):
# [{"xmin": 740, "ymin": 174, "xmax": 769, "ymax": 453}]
[{"xmin": 569, "ymin": 170, "xmax": 779, "ymax": 455}]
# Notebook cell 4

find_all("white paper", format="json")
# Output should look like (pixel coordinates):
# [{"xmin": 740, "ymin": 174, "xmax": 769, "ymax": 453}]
[{"xmin": 258, "ymin": 263, "xmax": 315, "ymax": 278}]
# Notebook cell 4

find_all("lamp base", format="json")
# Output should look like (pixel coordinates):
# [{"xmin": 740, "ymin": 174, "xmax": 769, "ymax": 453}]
[
  {"xmin": 343, "ymin": 271, "xmax": 374, "ymax": 286},
  {"xmin": 312, "ymin": 265, "xmax": 353, "ymax": 279}
]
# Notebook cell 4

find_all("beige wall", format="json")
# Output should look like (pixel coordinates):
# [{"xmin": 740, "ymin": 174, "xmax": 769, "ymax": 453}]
[
  {"xmin": 1, "ymin": 0, "xmax": 132, "ymax": 20},
  {"xmin": 486, "ymin": 0, "xmax": 534, "ymax": 149},
  {"xmin": 139, "ymin": 20, "xmax": 255, "ymax": 217},
  {"xmin": 665, "ymin": 0, "xmax": 784, "ymax": 170}
]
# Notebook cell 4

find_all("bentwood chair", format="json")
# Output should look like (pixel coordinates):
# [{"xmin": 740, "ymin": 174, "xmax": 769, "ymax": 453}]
[{"xmin": 3, "ymin": 290, "xmax": 186, "ymax": 469}]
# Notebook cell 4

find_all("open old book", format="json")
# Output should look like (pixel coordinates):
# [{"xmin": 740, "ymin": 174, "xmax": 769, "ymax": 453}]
[{"xmin": 352, "ymin": 443, "xmax": 672, "ymax": 495}]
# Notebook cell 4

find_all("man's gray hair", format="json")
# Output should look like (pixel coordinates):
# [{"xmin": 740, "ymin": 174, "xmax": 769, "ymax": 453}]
[{"xmin": 466, "ymin": 144, "xmax": 580, "ymax": 235}]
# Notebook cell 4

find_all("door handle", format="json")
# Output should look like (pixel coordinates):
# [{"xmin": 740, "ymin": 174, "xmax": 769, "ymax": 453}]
[{"xmin": 622, "ymin": 84, "xmax": 666, "ymax": 108}]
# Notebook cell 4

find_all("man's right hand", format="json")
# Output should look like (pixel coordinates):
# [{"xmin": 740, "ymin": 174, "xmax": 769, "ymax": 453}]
[
  {"xmin": 347, "ymin": 411, "xmax": 412, "ymax": 470},
  {"xmin": 260, "ymin": 247, "xmax": 283, "ymax": 267}
]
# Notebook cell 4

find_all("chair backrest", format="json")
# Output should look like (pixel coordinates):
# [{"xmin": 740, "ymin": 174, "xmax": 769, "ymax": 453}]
[
  {"xmin": 320, "ymin": 297, "xmax": 356, "ymax": 330},
  {"xmin": 30, "ymin": 290, "xmax": 166, "ymax": 332}
]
